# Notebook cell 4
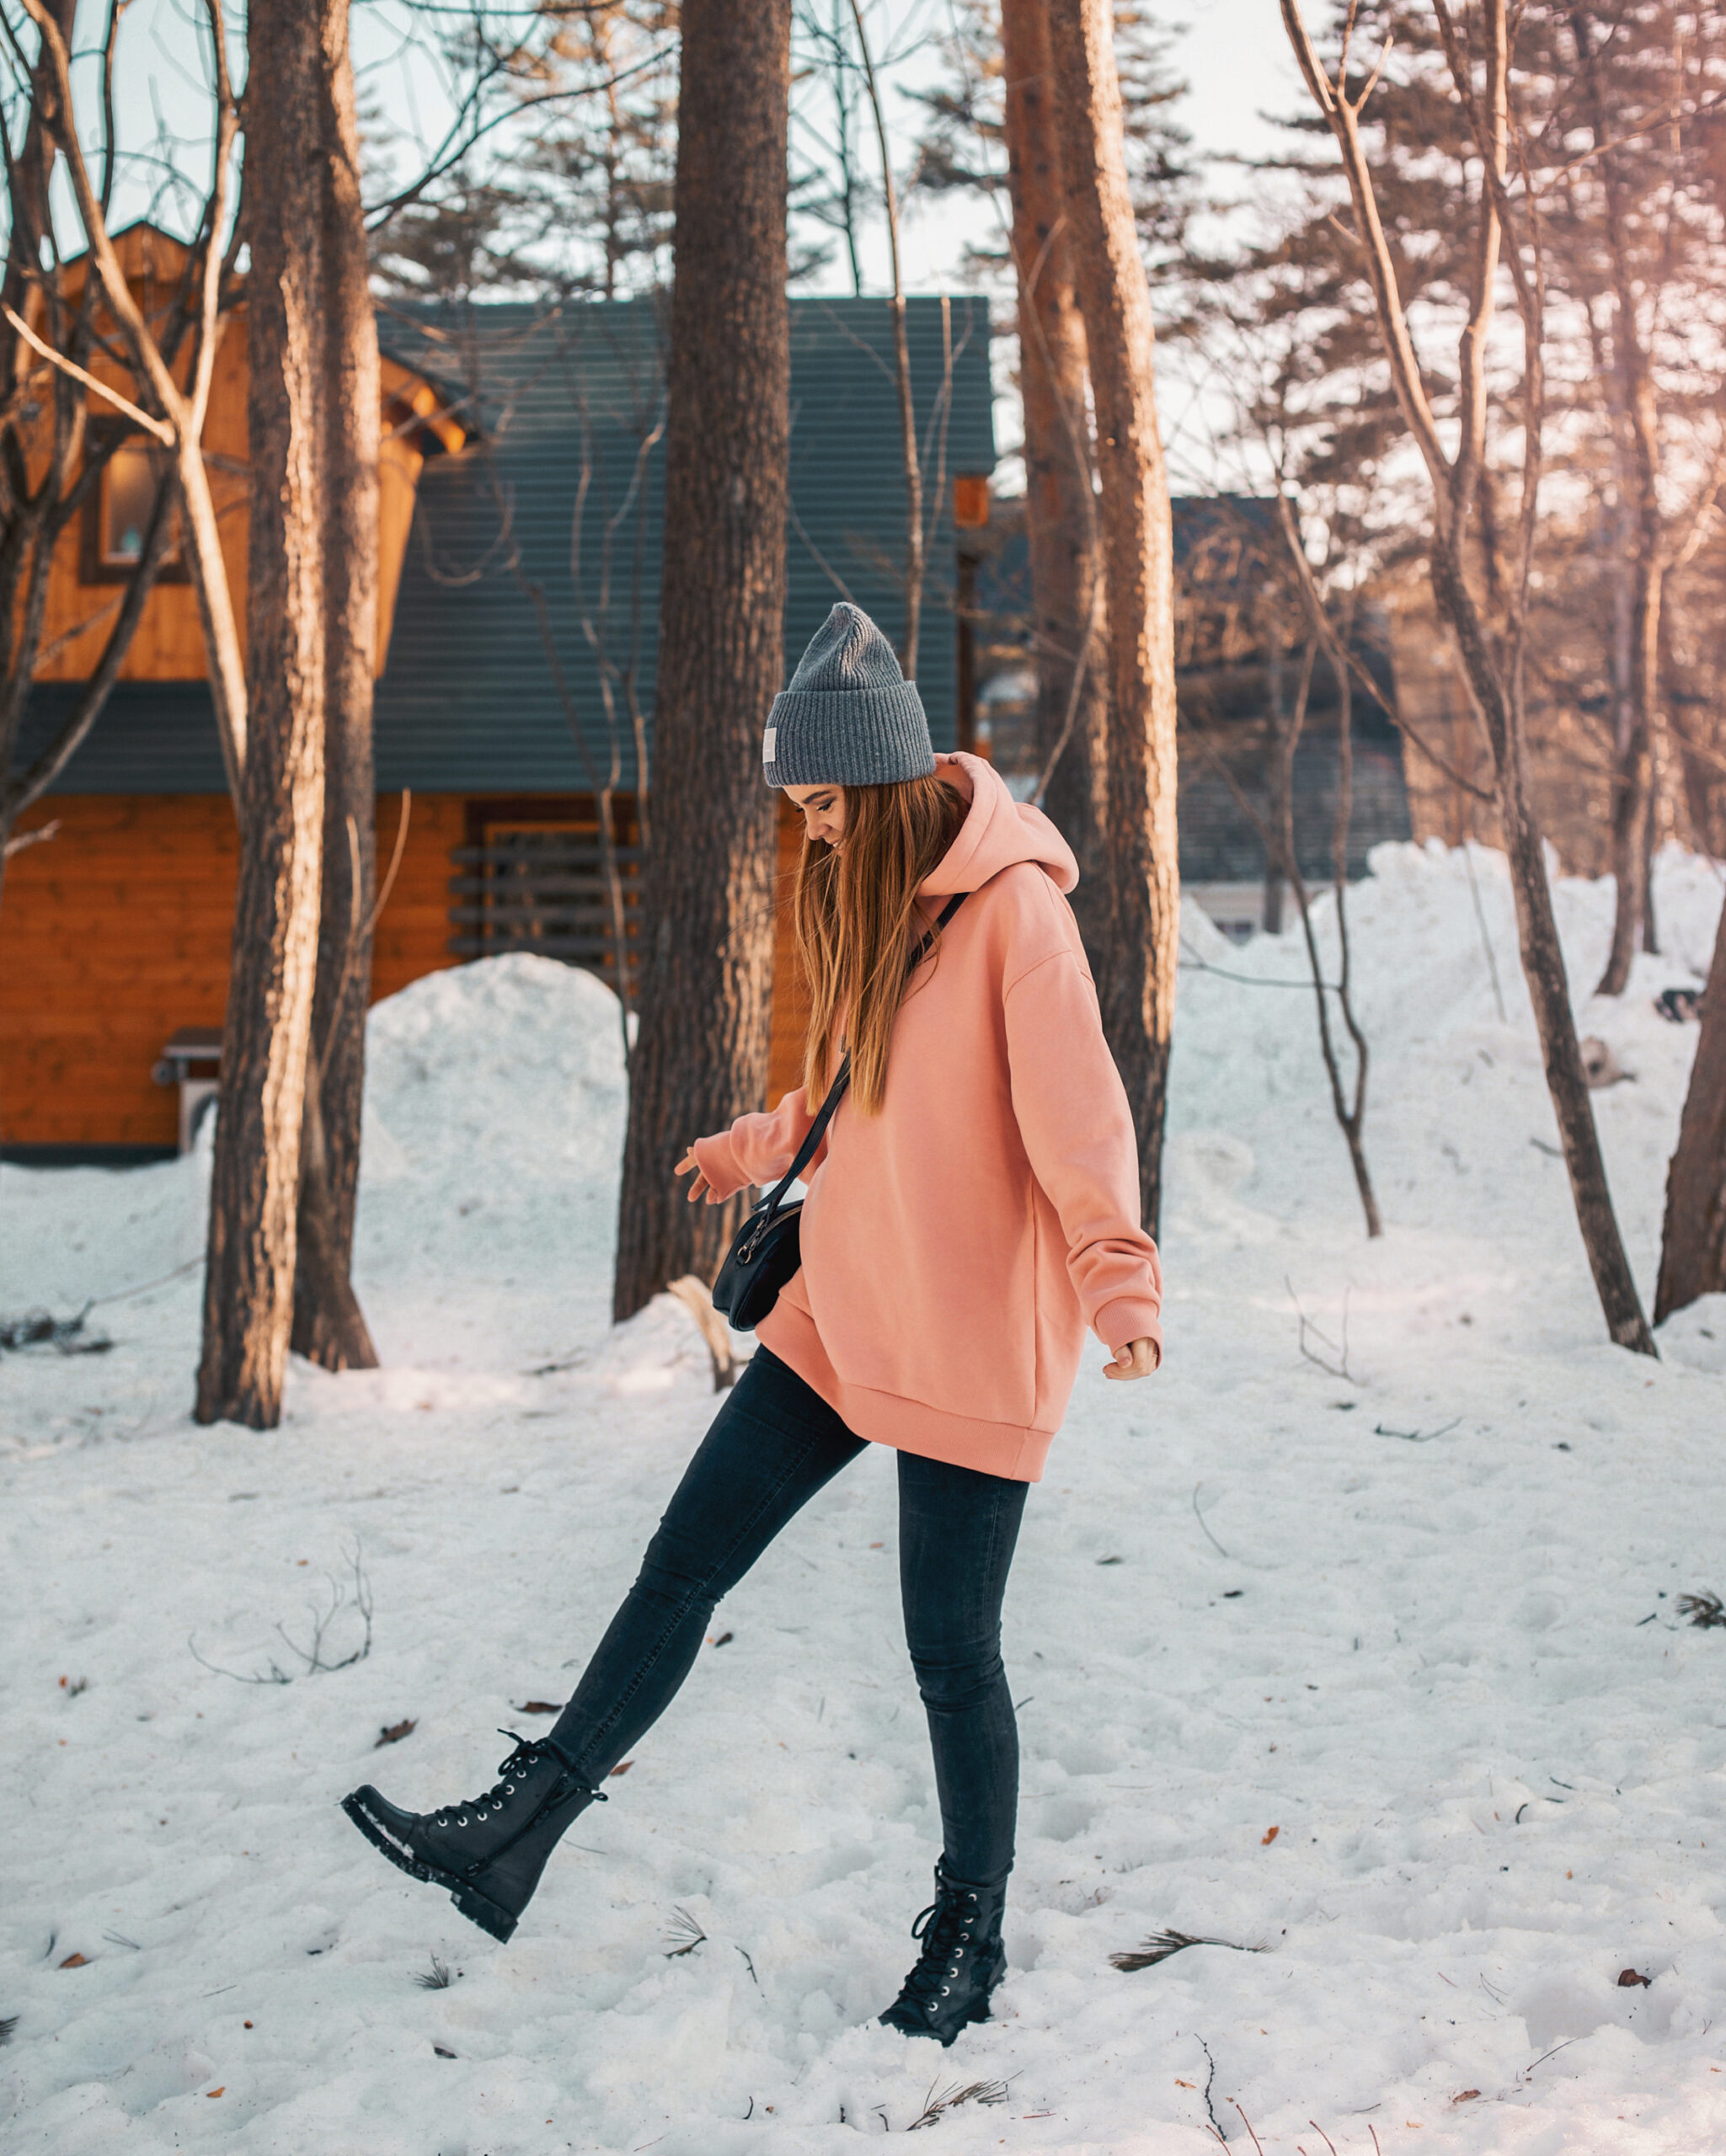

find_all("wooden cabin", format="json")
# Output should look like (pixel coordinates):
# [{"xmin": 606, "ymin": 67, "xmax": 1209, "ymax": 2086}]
[{"xmin": 1, "ymin": 282, "xmax": 995, "ymax": 1160}]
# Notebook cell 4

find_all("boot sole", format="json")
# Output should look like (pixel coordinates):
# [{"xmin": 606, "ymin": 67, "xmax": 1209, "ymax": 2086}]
[
  {"xmin": 881, "ymin": 1977, "xmax": 1002, "ymax": 2047},
  {"xmin": 340, "ymin": 1790, "xmax": 520, "ymax": 1944}
]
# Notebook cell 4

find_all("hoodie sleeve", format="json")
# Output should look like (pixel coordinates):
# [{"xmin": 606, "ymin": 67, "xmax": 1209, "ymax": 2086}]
[
  {"xmin": 1003, "ymin": 947, "xmax": 1164, "ymax": 1362},
  {"xmin": 692, "ymin": 1088, "xmax": 826, "ymax": 1203}
]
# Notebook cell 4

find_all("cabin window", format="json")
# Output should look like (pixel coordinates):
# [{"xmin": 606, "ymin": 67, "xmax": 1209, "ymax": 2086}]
[
  {"xmin": 103, "ymin": 443, "xmax": 169, "ymax": 564},
  {"xmin": 80, "ymin": 424, "xmax": 186, "ymax": 584}
]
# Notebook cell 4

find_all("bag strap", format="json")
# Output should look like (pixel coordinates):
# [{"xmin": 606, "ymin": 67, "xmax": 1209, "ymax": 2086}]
[{"xmin": 754, "ymin": 889, "xmax": 966, "ymax": 1221}]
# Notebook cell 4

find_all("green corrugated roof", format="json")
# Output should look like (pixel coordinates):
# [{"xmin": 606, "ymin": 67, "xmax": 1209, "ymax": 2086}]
[{"xmin": 29, "ymin": 294, "xmax": 993, "ymax": 796}]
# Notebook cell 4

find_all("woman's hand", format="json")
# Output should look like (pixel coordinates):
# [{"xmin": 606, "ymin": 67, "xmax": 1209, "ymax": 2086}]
[
  {"xmin": 1103, "ymin": 1337, "xmax": 1158, "ymax": 1382},
  {"xmin": 674, "ymin": 1146, "xmax": 720, "ymax": 1204}
]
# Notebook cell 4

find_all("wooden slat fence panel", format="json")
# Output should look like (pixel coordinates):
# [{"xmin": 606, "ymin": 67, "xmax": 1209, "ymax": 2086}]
[{"xmin": 447, "ymin": 828, "xmax": 642, "ymax": 983}]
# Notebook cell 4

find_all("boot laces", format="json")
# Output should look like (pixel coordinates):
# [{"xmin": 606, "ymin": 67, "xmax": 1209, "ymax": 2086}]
[
  {"xmin": 895, "ymin": 1885, "xmax": 980, "ymax": 2015},
  {"xmin": 432, "ymin": 1730, "xmax": 607, "ymax": 1829}
]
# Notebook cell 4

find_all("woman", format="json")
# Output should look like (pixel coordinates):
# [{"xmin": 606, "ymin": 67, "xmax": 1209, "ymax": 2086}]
[{"xmin": 344, "ymin": 602, "xmax": 1162, "ymax": 2047}]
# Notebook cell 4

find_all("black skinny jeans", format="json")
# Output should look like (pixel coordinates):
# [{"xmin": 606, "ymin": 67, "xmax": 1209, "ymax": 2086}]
[{"xmin": 549, "ymin": 1348, "xmax": 1029, "ymax": 1888}]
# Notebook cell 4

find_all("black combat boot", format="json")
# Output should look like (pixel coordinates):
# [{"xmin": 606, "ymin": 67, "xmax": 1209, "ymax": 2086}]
[
  {"xmin": 342, "ymin": 1731, "xmax": 607, "ymax": 1943},
  {"xmin": 878, "ymin": 1863, "xmax": 1007, "ymax": 2045}
]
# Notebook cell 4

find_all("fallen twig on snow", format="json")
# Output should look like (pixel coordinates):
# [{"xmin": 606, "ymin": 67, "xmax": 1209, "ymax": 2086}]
[
  {"xmin": 1521, "ymin": 2036, "xmax": 1581, "ymax": 2079},
  {"xmin": 1374, "ymin": 1417, "xmax": 1461, "ymax": 1444},
  {"xmin": 189, "ymin": 1543, "xmax": 374, "ymax": 1684},
  {"xmin": 0, "ymin": 1305, "xmax": 110, "ymax": 1356},
  {"xmin": 1197, "ymin": 2036, "xmax": 1228, "ymax": 2142},
  {"xmin": 906, "ymin": 2077, "xmax": 1011, "ymax": 2129},
  {"xmin": 189, "ymin": 1637, "xmax": 293, "ymax": 1686},
  {"xmin": 275, "ymin": 1545, "xmax": 374, "ymax": 1673},
  {"xmin": 1677, "ymin": 1591, "xmax": 1726, "ymax": 1629},
  {"xmin": 1112, "ymin": 1929, "xmax": 1264, "ymax": 1972},
  {"xmin": 1192, "ymin": 1485, "xmax": 1231, "ymax": 1561},
  {"xmin": 663, "ymin": 1906, "xmax": 707, "ymax": 1957},
  {"xmin": 1287, "ymin": 1278, "xmax": 1357, "ymax": 1383}
]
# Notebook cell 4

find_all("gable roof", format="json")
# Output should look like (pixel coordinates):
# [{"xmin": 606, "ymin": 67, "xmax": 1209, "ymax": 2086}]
[{"xmin": 27, "ymin": 293, "xmax": 994, "ymax": 796}]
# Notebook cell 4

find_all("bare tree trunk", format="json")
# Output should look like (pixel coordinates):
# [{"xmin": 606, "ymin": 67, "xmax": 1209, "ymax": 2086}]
[
  {"xmin": 1311, "ymin": 614, "xmax": 1380, "ymax": 1235},
  {"xmin": 195, "ymin": 0, "xmax": 331, "ymax": 1426},
  {"xmin": 1655, "ymin": 895, "xmax": 1726, "ymax": 1323},
  {"xmin": 1048, "ymin": 0, "xmax": 1181, "ymax": 1234},
  {"xmin": 1575, "ymin": 3, "xmax": 1665, "ymax": 995},
  {"xmin": 1001, "ymin": 0, "xmax": 1109, "ymax": 964},
  {"xmin": 612, "ymin": 0, "xmax": 788, "ymax": 1320},
  {"xmin": 1281, "ymin": 0, "xmax": 1653, "ymax": 1356},
  {"xmin": 292, "ymin": 0, "xmax": 380, "ymax": 1372}
]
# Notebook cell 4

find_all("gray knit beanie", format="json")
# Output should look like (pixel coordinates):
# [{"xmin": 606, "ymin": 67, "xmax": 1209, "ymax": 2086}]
[{"xmin": 761, "ymin": 602, "xmax": 935, "ymax": 787}]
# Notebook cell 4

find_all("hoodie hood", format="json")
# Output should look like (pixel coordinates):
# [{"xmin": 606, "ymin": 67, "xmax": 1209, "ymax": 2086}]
[{"xmin": 919, "ymin": 752, "xmax": 1079, "ymax": 898}]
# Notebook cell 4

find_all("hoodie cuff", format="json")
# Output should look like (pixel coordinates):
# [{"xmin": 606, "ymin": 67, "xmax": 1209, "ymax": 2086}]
[
  {"xmin": 692, "ymin": 1130, "xmax": 751, "ymax": 1203},
  {"xmin": 1093, "ymin": 1299, "xmax": 1162, "ymax": 1365}
]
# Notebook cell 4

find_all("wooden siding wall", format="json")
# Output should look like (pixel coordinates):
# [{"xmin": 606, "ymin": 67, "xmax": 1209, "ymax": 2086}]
[
  {"xmin": 0, "ymin": 793, "xmax": 811, "ymax": 1155},
  {"xmin": 32, "ymin": 311, "xmax": 250, "ymax": 686},
  {"xmin": 1, "ymin": 792, "xmax": 809, "ymax": 1146},
  {"xmin": 27, "ymin": 234, "xmax": 433, "ymax": 685},
  {"xmin": 0, "ymin": 793, "xmax": 462, "ymax": 1147},
  {"xmin": 373, "ymin": 791, "xmax": 465, "ymax": 1001}
]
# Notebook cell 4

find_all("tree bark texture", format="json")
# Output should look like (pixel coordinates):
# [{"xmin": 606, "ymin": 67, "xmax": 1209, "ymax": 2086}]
[
  {"xmin": 1001, "ymin": 0, "xmax": 1109, "ymax": 966},
  {"xmin": 1427, "ymin": 546, "xmax": 1653, "ymax": 1351},
  {"xmin": 291, "ymin": 0, "xmax": 381, "ymax": 1373},
  {"xmin": 195, "ymin": 0, "xmax": 331, "ymax": 1426},
  {"xmin": 1574, "ymin": 2, "xmax": 1665, "ymax": 994},
  {"xmin": 1654, "ymin": 895, "xmax": 1726, "ymax": 1324},
  {"xmin": 1048, "ymin": 0, "xmax": 1181, "ymax": 1235},
  {"xmin": 612, "ymin": 0, "xmax": 789, "ymax": 1320}
]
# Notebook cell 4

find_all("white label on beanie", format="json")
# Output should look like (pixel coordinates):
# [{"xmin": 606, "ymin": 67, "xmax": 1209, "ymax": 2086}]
[{"xmin": 762, "ymin": 726, "xmax": 778, "ymax": 763}]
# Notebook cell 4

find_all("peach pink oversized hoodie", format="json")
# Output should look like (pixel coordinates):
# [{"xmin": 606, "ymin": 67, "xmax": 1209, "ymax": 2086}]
[{"xmin": 692, "ymin": 753, "xmax": 1162, "ymax": 1483}]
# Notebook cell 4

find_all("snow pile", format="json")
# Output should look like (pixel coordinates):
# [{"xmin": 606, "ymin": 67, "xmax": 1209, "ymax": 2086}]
[
  {"xmin": 351, "ymin": 953, "xmax": 628, "ymax": 1372},
  {"xmin": 3, "ymin": 843, "xmax": 1726, "ymax": 2155}
]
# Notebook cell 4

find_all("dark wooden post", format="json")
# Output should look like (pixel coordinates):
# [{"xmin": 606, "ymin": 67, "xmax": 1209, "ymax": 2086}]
[{"xmin": 956, "ymin": 549, "xmax": 978, "ymax": 755}]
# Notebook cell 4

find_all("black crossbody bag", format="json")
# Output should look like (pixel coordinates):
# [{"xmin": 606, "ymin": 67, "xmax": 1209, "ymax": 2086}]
[{"xmin": 711, "ymin": 891, "xmax": 965, "ymax": 1331}]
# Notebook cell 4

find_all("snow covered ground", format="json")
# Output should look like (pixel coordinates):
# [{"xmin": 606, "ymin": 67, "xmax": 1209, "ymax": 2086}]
[{"xmin": 4, "ymin": 840, "xmax": 1726, "ymax": 2155}]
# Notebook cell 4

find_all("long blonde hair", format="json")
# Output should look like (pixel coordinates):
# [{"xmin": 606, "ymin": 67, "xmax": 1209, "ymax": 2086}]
[{"xmin": 794, "ymin": 774, "xmax": 967, "ymax": 1114}]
